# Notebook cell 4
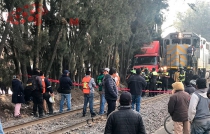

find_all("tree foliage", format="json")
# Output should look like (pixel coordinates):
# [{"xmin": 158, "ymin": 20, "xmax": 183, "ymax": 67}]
[
  {"xmin": 174, "ymin": 1, "xmax": 210, "ymax": 40},
  {"xmin": 0, "ymin": 0, "xmax": 168, "ymax": 87}
]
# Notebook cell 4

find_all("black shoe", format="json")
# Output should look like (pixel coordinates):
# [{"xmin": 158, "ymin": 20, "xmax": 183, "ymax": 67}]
[
  {"xmin": 33, "ymin": 113, "xmax": 38, "ymax": 117},
  {"xmin": 82, "ymin": 114, "xmax": 85, "ymax": 117},
  {"xmin": 91, "ymin": 113, "xmax": 96, "ymax": 117},
  {"xmin": 39, "ymin": 115, "xmax": 44, "ymax": 118}
]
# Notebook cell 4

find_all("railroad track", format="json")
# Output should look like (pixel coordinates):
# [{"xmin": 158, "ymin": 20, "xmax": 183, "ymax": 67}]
[{"xmin": 4, "ymin": 94, "xmax": 169, "ymax": 134}]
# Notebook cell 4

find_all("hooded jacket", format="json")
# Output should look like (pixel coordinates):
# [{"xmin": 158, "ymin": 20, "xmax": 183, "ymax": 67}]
[
  {"xmin": 104, "ymin": 74, "xmax": 118, "ymax": 101},
  {"xmin": 184, "ymin": 84, "xmax": 196, "ymax": 95},
  {"xmin": 188, "ymin": 88, "xmax": 210, "ymax": 122},
  {"xmin": 168, "ymin": 82, "xmax": 190, "ymax": 122},
  {"xmin": 59, "ymin": 74, "xmax": 73, "ymax": 94},
  {"xmin": 128, "ymin": 74, "xmax": 147, "ymax": 95}
]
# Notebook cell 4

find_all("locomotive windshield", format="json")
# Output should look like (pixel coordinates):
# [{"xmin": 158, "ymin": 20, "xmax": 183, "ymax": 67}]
[{"xmin": 134, "ymin": 56, "xmax": 157, "ymax": 65}]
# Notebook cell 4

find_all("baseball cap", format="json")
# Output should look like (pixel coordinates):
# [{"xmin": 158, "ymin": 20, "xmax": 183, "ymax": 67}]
[
  {"xmin": 104, "ymin": 68, "xmax": 110, "ymax": 72},
  {"xmin": 63, "ymin": 70, "xmax": 70, "ymax": 74},
  {"xmin": 120, "ymin": 91, "xmax": 132, "ymax": 106}
]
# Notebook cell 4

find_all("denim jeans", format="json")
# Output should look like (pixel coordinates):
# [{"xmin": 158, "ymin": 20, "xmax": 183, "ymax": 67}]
[
  {"xmin": 0, "ymin": 121, "xmax": 4, "ymax": 134},
  {"xmin": 59, "ymin": 93, "xmax": 71, "ymax": 113},
  {"xmin": 99, "ymin": 92, "xmax": 106, "ymax": 114},
  {"xmin": 83, "ymin": 93, "xmax": 95, "ymax": 115},
  {"xmin": 131, "ymin": 95, "xmax": 141, "ymax": 112},
  {"xmin": 191, "ymin": 119, "xmax": 210, "ymax": 134}
]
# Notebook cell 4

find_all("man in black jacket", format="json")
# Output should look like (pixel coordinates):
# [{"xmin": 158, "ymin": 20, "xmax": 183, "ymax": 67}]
[
  {"xmin": 59, "ymin": 70, "xmax": 73, "ymax": 113},
  {"xmin": 184, "ymin": 80, "xmax": 195, "ymax": 95},
  {"xmin": 128, "ymin": 68, "xmax": 146, "ymax": 112},
  {"xmin": 104, "ymin": 68, "xmax": 118, "ymax": 117},
  {"xmin": 104, "ymin": 91, "xmax": 146, "ymax": 134}
]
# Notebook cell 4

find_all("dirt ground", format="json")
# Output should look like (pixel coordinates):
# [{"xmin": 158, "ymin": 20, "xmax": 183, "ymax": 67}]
[{"xmin": 0, "ymin": 88, "xmax": 100, "ymax": 123}]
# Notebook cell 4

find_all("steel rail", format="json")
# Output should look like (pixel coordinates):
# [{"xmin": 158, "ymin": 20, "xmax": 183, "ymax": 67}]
[
  {"xmin": 3, "ymin": 103, "xmax": 100, "ymax": 133},
  {"xmin": 4, "ymin": 94, "xmax": 169, "ymax": 133},
  {"xmin": 48, "ymin": 94, "xmax": 169, "ymax": 134}
]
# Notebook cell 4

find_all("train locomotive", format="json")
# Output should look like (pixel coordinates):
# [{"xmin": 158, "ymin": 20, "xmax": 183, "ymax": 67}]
[{"xmin": 162, "ymin": 32, "xmax": 210, "ymax": 83}]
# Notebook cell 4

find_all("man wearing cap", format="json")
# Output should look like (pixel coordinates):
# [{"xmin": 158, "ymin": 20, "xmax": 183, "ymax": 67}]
[
  {"xmin": 188, "ymin": 78, "xmax": 210, "ymax": 134},
  {"xmin": 59, "ymin": 70, "xmax": 73, "ymax": 113},
  {"xmin": 127, "ymin": 68, "xmax": 146, "ymax": 112},
  {"xmin": 168, "ymin": 82, "xmax": 190, "ymax": 134},
  {"xmin": 104, "ymin": 67, "xmax": 118, "ymax": 117},
  {"xmin": 104, "ymin": 91, "xmax": 146, "ymax": 134}
]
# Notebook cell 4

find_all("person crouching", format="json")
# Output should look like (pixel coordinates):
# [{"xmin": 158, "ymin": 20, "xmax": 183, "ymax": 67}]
[{"xmin": 168, "ymin": 82, "xmax": 190, "ymax": 134}]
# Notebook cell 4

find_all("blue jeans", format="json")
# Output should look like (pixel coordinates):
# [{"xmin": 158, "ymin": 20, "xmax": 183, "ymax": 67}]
[
  {"xmin": 0, "ymin": 121, "xmax": 4, "ymax": 134},
  {"xmin": 191, "ymin": 119, "xmax": 210, "ymax": 134},
  {"xmin": 83, "ymin": 93, "xmax": 95, "ymax": 115},
  {"xmin": 59, "ymin": 93, "xmax": 71, "ymax": 113},
  {"xmin": 131, "ymin": 95, "xmax": 141, "ymax": 112},
  {"xmin": 99, "ymin": 92, "xmax": 106, "ymax": 114}
]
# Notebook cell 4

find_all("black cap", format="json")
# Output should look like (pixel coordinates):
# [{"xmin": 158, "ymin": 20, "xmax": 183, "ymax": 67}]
[
  {"xmin": 120, "ymin": 91, "xmax": 132, "ymax": 106},
  {"xmin": 196, "ymin": 78, "xmax": 207, "ymax": 89},
  {"xmin": 63, "ymin": 70, "xmax": 70, "ymax": 75}
]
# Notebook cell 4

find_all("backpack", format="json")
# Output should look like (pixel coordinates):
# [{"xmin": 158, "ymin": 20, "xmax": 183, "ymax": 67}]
[
  {"xmin": 24, "ymin": 75, "xmax": 37, "ymax": 102},
  {"xmin": 25, "ymin": 75, "xmax": 37, "ymax": 91}
]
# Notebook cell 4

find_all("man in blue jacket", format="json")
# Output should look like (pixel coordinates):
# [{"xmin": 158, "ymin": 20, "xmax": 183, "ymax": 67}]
[
  {"xmin": 59, "ymin": 70, "xmax": 73, "ymax": 113},
  {"xmin": 104, "ymin": 68, "xmax": 118, "ymax": 117},
  {"xmin": 128, "ymin": 68, "xmax": 146, "ymax": 112}
]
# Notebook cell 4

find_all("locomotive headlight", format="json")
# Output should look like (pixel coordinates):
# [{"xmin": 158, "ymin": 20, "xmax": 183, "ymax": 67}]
[
  {"xmin": 178, "ymin": 32, "xmax": 183, "ymax": 39},
  {"xmin": 163, "ymin": 66, "xmax": 167, "ymax": 70}
]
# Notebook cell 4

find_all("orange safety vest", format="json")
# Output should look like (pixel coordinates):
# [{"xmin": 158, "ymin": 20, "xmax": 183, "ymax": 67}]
[
  {"xmin": 82, "ymin": 76, "xmax": 91, "ymax": 94},
  {"xmin": 40, "ymin": 76, "xmax": 46, "ymax": 93}
]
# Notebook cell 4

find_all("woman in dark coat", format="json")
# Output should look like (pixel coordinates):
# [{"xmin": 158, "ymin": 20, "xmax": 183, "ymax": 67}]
[{"xmin": 12, "ymin": 75, "xmax": 25, "ymax": 118}]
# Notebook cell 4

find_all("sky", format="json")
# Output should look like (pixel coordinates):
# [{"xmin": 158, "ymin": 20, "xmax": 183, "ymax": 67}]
[{"xmin": 161, "ymin": 0, "xmax": 197, "ymax": 38}]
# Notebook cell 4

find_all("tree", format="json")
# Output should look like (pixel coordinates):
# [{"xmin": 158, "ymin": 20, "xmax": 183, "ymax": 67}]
[{"xmin": 174, "ymin": 1, "xmax": 210, "ymax": 40}]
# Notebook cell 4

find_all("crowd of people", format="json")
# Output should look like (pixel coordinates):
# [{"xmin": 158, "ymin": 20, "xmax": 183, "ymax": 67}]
[
  {"xmin": 168, "ymin": 78, "xmax": 210, "ymax": 134},
  {"xmin": 1, "ymin": 66, "xmax": 210, "ymax": 134}
]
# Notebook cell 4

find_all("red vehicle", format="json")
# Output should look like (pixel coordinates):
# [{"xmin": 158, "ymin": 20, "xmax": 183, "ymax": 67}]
[{"xmin": 131, "ymin": 41, "xmax": 162, "ymax": 71}]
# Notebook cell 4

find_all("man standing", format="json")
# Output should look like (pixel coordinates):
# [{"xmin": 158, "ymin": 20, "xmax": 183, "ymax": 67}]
[
  {"xmin": 168, "ymin": 82, "xmax": 190, "ymax": 134},
  {"xmin": 149, "ymin": 68, "xmax": 158, "ymax": 96},
  {"xmin": 188, "ymin": 78, "xmax": 210, "ymax": 134},
  {"xmin": 161, "ymin": 68, "xmax": 170, "ymax": 93},
  {"xmin": 128, "ymin": 68, "xmax": 146, "ymax": 112},
  {"xmin": 59, "ymin": 70, "xmax": 73, "ymax": 113},
  {"xmin": 104, "ymin": 68, "xmax": 118, "ymax": 117},
  {"xmin": 97, "ymin": 69, "xmax": 106, "ymax": 115},
  {"xmin": 82, "ymin": 70, "xmax": 97, "ymax": 117},
  {"xmin": 104, "ymin": 91, "xmax": 146, "ymax": 134},
  {"xmin": 31, "ymin": 68, "xmax": 43, "ymax": 118},
  {"xmin": 179, "ymin": 68, "xmax": 185, "ymax": 83},
  {"xmin": 187, "ymin": 45, "xmax": 196, "ymax": 67}
]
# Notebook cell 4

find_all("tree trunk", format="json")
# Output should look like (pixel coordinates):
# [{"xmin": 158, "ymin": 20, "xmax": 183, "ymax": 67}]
[
  {"xmin": 46, "ymin": 25, "xmax": 64, "ymax": 76},
  {"xmin": 0, "ymin": 1, "xmax": 14, "ymax": 56},
  {"xmin": 34, "ymin": 0, "xmax": 44, "ymax": 68}
]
